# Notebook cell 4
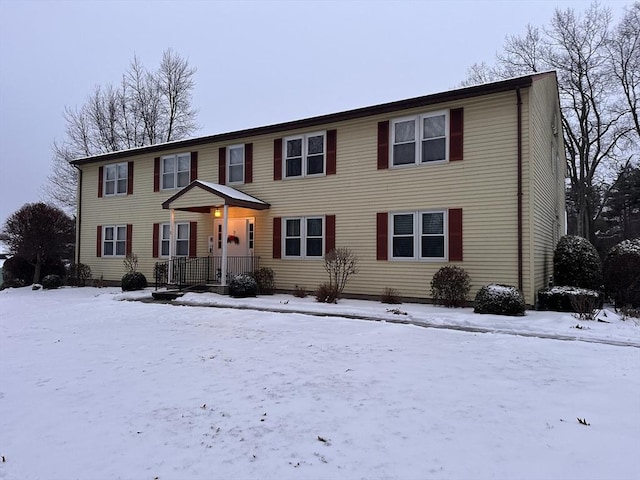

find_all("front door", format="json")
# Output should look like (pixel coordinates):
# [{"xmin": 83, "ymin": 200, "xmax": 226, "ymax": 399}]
[{"xmin": 214, "ymin": 218, "xmax": 254, "ymax": 256}]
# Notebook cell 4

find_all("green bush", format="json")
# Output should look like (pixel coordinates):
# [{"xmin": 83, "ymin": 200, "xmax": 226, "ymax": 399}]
[
  {"xmin": 1, "ymin": 256, "xmax": 66, "ymax": 286},
  {"xmin": 252, "ymin": 267, "xmax": 275, "ymax": 295},
  {"xmin": 474, "ymin": 284, "xmax": 525, "ymax": 316},
  {"xmin": 66, "ymin": 263, "xmax": 92, "ymax": 287},
  {"xmin": 603, "ymin": 238, "xmax": 640, "ymax": 309},
  {"xmin": 431, "ymin": 266, "xmax": 471, "ymax": 308},
  {"xmin": 315, "ymin": 282, "xmax": 339, "ymax": 304},
  {"xmin": 537, "ymin": 286, "xmax": 602, "ymax": 312},
  {"xmin": 229, "ymin": 274, "xmax": 258, "ymax": 298},
  {"xmin": 121, "ymin": 272, "xmax": 148, "ymax": 291},
  {"xmin": 553, "ymin": 235, "xmax": 602, "ymax": 289},
  {"xmin": 42, "ymin": 274, "xmax": 63, "ymax": 290}
]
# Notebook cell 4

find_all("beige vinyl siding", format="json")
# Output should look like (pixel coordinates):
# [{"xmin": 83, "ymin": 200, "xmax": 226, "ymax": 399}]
[
  {"xmin": 528, "ymin": 73, "xmax": 566, "ymax": 305},
  {"xmin": 77, "ymin": 85, "xmax": 554, "ymax": 304}
]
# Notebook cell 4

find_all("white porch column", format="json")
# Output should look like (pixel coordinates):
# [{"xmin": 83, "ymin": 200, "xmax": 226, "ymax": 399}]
[
  {"xmin": 220, "ymin": 204, "xmax": 229, "ymax": 287},
  {"xmin": 168, "ymin": 209, "xmax": 175, "ymax": 282}
]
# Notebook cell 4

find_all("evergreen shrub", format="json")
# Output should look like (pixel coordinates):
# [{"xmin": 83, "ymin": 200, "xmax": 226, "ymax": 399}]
[
  {"xmin": 431, "ymin": 266, "xmax": 471, "ymax": 308},
  {"xmin": 474, "ymin": 284, "xmax": 526, "ymax": 316},
  {"xmin": 229, "ymin": 274, "xmax": 258, "ymax": 298},
  {"xmin": 121, "ymin": 272, "xmax": 148, "ymax": 291},
  {"xmin": 553, "ymin": 235, "xmax": 602, "ymax": 289},
  {"xmin": 42, "ymin": 274, "xmax": 63, "ymax": 290}
]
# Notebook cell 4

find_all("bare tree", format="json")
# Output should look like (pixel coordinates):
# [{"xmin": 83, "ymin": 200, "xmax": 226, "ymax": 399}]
[
  {"xmin": 461, "ymin": 2, "xmax": 639, "ymax": 242},
  {"xmin": 41, "ymin": 49, "xmax": 199, "ymax": 215}
]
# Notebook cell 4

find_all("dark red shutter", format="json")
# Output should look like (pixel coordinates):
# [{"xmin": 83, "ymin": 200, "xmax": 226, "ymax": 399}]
[
  {"xmin": 448, "ymin": 208, "xmax": 463, "ymax": 261},
  {"xmin": 127, "ymin": 162, "xmax": 134, "ymax": 195},
  {"xmin": 376, "ymin": 212, "xmax": 388, "ymax": 260},
  {"xmin": 190, "ymin": 152, "xmax": 198, "ymax": 181},
  {"xmin": 245, "ymin": 143, "xmax": 253, "ymax": 183},
  {"xmin": 273, "ymin": 217, "xmax": 282, "ymax": 259},
  {"xmin": 274, "ymin": 138, "xmax": 282, "ymax": 180},
  {"xmin": 326, "ymin": 130, "xmax": 337, "ymax": 175},
  {"xmin": 450, "ymin": 108, "xmax": 464, "ymax": 161},
  {"xmin": 126, "ymin": 224, "xmax": 133, "ymax": 256},
  {"xmin": 377, "ymin": 121, "xmax": 389, "ymax": 169},
  {"xmin": 96, "ymin": 225, "xmax": 102, "ymax": 257},
  {"xmin": 189, "ymin": 221, "xmax": 197, "ymax": 258},
  {"xmin": 152, "ymin": 223, "xmax": 159, "ymax": 258},
  {"xmin": 218, "ymin": 147, "xmax": 226, "ymax": 185},
  {"xmin": 98, "ymin": 166, "xmax": 104, "ymax": 197},
  {"xmin": 153, "ymin": 157, "xmax": 160, "ymax": 192},
  {"xmin": 325, "ymin": 215, "xmax": 336, "ymax": 253}
]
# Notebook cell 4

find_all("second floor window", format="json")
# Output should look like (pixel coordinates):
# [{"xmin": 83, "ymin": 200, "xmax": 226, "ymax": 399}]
[
  {"xmin": 392, "ymin": 111, "xmax": 448, "ymax": 166},
  {"xmin": 227, "ymin": 145, "xmax": 245, "ymax": 184},
  {"xmin": 104, "ymin": 163, "xmax": 127, "ymax": 195},
  {"xmin": 284, "ymin": 132, "xmax": 325, "ymax": 178},
  {"xmin": 162, "ymin": 153, "xmax": 191, "ymax": 190}
]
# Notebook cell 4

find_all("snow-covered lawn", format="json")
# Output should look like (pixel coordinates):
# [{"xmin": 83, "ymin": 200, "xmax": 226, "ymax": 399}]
[{"xmin": 1, "ymin": 287, "xmax": 638, "ymax": 480}]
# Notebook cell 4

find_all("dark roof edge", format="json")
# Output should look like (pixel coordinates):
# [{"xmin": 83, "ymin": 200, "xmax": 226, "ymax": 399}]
[{"xmin": 71, "ymin": 72, "xmax": 545, "ymax": 166}]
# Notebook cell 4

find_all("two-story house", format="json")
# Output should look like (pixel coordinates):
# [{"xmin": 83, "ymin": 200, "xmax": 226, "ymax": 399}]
[{"xmin": 70, "ymin": 71, "xmax": 566, "ymax": 305}]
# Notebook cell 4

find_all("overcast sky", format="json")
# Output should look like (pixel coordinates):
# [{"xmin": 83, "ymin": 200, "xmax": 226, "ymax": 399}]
[{"xmin": 0, "ymin": 0, "xmax": 630, "ymax": 226}]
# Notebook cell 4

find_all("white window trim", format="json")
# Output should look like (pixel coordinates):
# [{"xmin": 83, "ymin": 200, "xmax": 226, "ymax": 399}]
[
  {"xmin": 389, "ymin": 210, "xmax": 447, "ymax": 261},
  {"xmin": 104, "ymin": 162, "xmax": 128, "ymax": 196},
  {"xmin": 227, "ymin": 144, "xmax": 245, "ymax": 185},
  {"xmin": 391, "ymin": 110, "xmax": 449, "ymax": 168},
  {"xmin": 159, "ymin": 222, "xmax": 190, "ymax": 258},
  {"xmin": 161, "ymin": 153, "xmax": 191, "ymax": 190},
  {"xmin": 103, "ymin": 225, "xmax": 127, "ymax": 257},
  {"xmin": 283, "ymin": 131, "xmax": 326, "ymax": 179},
  {"xmin": 282, "ymin": 216, "xmax": 325, "ymax": 259}
]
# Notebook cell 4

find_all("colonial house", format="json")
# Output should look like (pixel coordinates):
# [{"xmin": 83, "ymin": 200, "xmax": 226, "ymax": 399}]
[{"xmin": 70, "ymin": 72, "xmax": 566, "ymax": 305}]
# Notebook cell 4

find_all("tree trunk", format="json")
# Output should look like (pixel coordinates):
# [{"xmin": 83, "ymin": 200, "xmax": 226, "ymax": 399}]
[{"xmin": 33, "ymin": 252, "xmax": 42, "ymax": 284}]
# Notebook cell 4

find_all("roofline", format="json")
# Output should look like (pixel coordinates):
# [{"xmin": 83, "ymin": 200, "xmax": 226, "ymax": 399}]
[{"xmin": 71, "ymin": 72, "xmax": 546, "ymax": 166}]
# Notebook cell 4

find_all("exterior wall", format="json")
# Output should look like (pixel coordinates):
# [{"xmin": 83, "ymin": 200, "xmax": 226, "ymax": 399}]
[
  {"xmin": 77, "ymin": 82, "xmax": 560, "ymax": 304},
  {"xmin": 528, "ymin": 73, "xmax": 566, "ymax": 304}
]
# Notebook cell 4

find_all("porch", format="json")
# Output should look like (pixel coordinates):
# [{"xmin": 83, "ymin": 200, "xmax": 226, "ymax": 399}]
[
  {"xmin": 154, "ymin": 255, "xmax": 260, "ymax": 291},
  {"xmin": 158, "ymin": 179, "xmax": 270, "ymax": 293}
]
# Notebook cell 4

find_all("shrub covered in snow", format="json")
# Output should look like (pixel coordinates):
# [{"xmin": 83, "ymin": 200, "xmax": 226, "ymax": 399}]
[
  {"xmin": 42, "ymin": 274, "xmax": 63, "ymax": 290},
  {"xmin": 537, "ymin": 286, "xmax": 603, "ymax": 312},
  {"xmin": 431, "ymin": 266, "xmax": 471, "ymax": 308},
  {"xmin": 553, "ymin": 235, "xmax": 602, "ymax": 289},
  {"xmin": 603, "ymin": 238, "xmax": 640, "ymax": 309},
  {"xmin": 229, "ymin": 274, "xmax": 258, "ymax": 298},
  {"xmin": 474, "ymin": 284, "xmax": 526, "ymax": 316},
  {"xmin": 121, "ymin": 272, "xmax": 148, "ymax": 291}
]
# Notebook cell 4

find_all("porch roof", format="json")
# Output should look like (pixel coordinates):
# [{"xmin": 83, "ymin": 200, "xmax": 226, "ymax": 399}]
[{"xmin": 161, "ymin": 180, "xmax": 270, "ymax": 212}]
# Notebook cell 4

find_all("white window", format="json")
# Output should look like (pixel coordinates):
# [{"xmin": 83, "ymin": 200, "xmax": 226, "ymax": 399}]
[
  {"xmin": 283, "ymin": 216, "xmax": 324, "ymax": 258},
  {"xmin": 104, "ymin": 162, "xmax": 127, "ymax": 195},
  {"xmin": 390, "ymin": 211, "xmax": 446, "ymax": 260},
  {"xmin": 284, "ymin": 132, "xmax": 325, "ymax": 178},
  {"xmin": 162, "ymin": 153, "xmax": 191, "ymax": 190},
  {"xmin": 391, "ymin": 111, "xmax": 448, "ymax": 166},
  {"xmin": 103, "ymin": 225, "xmax": 127, "ymax": 257},
  {"xmin": 227, "ymin": 145, "xmax": 245, "ymax": 184},
  {"xmin": 160, "ymin": 222, "xmax": 190, "ymax": 257}
]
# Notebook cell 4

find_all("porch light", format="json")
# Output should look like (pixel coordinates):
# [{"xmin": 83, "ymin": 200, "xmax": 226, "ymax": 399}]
[{"xmin": 214, "ymin": 208, "xmax": 221, "ymax": 218}]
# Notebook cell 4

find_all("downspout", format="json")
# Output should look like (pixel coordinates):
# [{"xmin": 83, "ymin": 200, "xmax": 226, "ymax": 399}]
[
  {"xmin": 73, "ymin": 165, "xmax": 82, "ymax": 265},
  {"xmin": 516, "ymin": 89, "xmax": 523, "ymax": 292}
]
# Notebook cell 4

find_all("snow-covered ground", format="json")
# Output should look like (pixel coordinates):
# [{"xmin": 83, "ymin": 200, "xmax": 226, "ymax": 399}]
[{"xmin": 1, "ymin": 287, "xmax": 638, "ymax": 480}]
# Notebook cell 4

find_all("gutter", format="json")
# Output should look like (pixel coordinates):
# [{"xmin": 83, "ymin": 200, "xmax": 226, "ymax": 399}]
[
  {"xmin": 73, "ymin": 164, "xmax": 82, "ymax": 264},
  {"xmin": 516, "ymin": 89, "xmax": 523, "ymax": 292}
]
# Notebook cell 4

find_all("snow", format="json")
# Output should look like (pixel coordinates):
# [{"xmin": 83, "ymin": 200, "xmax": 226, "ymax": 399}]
[
  {"xmin": 195, "ymin": 180, "xmax": 268, "ymax": 205},
  {"xmin": 1, "ymin": 287, "xmax": 639, "ymax": 480}
]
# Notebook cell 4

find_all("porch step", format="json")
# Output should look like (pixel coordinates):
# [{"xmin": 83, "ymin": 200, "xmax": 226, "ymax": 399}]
[{"xmin": 152, "ymin": 290, "xmax": 185, "ymax": 301}]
